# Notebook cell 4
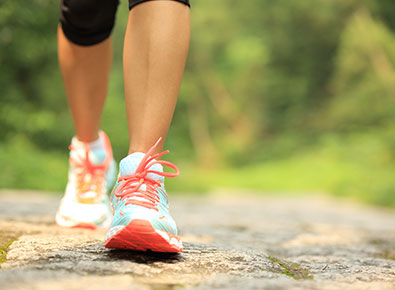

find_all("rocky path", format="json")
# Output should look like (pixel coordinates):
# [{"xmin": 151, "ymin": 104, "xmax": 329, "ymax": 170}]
[{"xmin": 0, "ymin": 190, "xmax": 394, "ymax": 289}]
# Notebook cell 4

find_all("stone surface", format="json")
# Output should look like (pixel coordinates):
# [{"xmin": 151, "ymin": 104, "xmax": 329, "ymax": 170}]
[{"xmin": 0, "ymin": 189, "xmax": 394, "ymax": 289}]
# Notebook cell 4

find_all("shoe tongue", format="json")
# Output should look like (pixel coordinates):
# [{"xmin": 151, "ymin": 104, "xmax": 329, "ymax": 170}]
[
  {"xmin": 119, "ymin": 152, "xmax": 164, "ymax": 182},
  {"xmin": 70, "ymin": 148, "xmax": 106, "ymax": 165},
  {"xmin": 70, "ymin": 136, "xmax": 106, "ymax": 166},
  {"xmin": 88, "ymin": 149, "xmax": 106, "ymax": 165}
]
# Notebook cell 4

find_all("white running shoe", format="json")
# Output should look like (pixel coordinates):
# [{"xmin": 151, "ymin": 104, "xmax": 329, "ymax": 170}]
[{"xmin": 56, "ymin": 131, "xmax": 117, "ymax": 230}]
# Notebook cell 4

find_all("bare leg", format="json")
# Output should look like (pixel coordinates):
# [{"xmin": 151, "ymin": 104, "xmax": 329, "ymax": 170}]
[
  {"xmin": 58, "ymin": 25, "xmax": 112, "ymax": 142},
  {"xmin": 123, "ymin": 1, "xmax": 190, "ymax": 154}
]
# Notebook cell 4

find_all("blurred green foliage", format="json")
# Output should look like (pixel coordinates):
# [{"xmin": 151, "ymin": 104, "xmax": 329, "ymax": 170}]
[{"xmin": 1, "ymin": 0, "xmax": 395, "ymax": 207}]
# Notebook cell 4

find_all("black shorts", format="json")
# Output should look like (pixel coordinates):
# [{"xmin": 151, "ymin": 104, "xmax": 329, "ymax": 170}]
[{"xmin": 60, "ymin": 0, "xmax": 190, "ymax": 46}]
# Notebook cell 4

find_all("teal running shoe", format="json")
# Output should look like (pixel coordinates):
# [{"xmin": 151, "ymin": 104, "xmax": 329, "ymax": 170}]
[{"xmin": 104, "ymin": 138, "xmax": 182, "ymax": 252}]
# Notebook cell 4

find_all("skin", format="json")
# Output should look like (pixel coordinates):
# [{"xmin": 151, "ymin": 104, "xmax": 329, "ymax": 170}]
[
  {"xmin": 124, "ymin": 1, "xmax": 190, "ymax": 154},
  {"xmin": 58, "ymin": 0, "xmax": 190, "ymax": 155},
  {"xmin": 58, "ymin": 27, "xmax": 112, "ymax": 142}
]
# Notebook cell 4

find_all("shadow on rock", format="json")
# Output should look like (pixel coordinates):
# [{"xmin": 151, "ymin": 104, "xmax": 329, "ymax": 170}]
[{"xmin": 105, "ymin": 249, "xmax": 185, "ymax": 264}]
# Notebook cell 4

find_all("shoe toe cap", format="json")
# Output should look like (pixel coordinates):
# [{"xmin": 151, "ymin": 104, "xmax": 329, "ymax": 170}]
[{"xmin": 111, "ymin": 206, "xmax": 177, "ymax": 235}]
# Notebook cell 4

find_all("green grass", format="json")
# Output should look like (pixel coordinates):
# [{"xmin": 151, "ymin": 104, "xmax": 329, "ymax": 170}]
[
  {"xmin": 170, "ymin": 133, "xmax": 395, "ymax": 207},
  {"xmin": 268, "ymin": 256, "xmax": 313, "ymax": 280},
  {"xmin": 0, "ymin": 232, "xmax": 19, "ymax": 264},
  {"xmin": 0, "ymin": 135, "xmax": 67, "ymax": 191},
  {"xmin": 1, "ymin": 133, "xmax": 395, "ymax": 208}
]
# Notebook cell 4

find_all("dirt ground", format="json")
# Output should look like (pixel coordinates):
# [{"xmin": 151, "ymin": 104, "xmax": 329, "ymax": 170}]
[{"xmin": 0, "ymin": 190, "xmax": 394, "ymax": 289}]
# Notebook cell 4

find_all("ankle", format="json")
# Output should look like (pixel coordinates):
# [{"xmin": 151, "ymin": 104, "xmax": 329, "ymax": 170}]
[
  {"xmin": 128, "ymin": 141, "xmax": 164, "ymax": 156},
  {"xmin": 72, "ymin": 131, "xmax": 104, "ymax": 151},
  {"xmin": 75, "ymin": 131, "xmax": 100, "ymax": 143}
]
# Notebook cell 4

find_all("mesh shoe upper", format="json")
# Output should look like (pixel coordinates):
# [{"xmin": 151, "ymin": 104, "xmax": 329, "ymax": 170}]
[
  {"xmin": 56, "ymin": 131, "xmax": 116, "ymax": 229},
  {"xmin": 107, "ymin": 138, "xmax": 179, "ymax": 237}
]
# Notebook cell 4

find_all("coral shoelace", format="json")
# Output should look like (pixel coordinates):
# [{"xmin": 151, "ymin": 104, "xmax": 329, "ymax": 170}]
[
  {"xmin": 69, "ymin": 143, "xmax": 107, "ymax": 196},
  {"xmin": 114, "ymin": 137, "xmax": 179, "ymax": 212}
]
